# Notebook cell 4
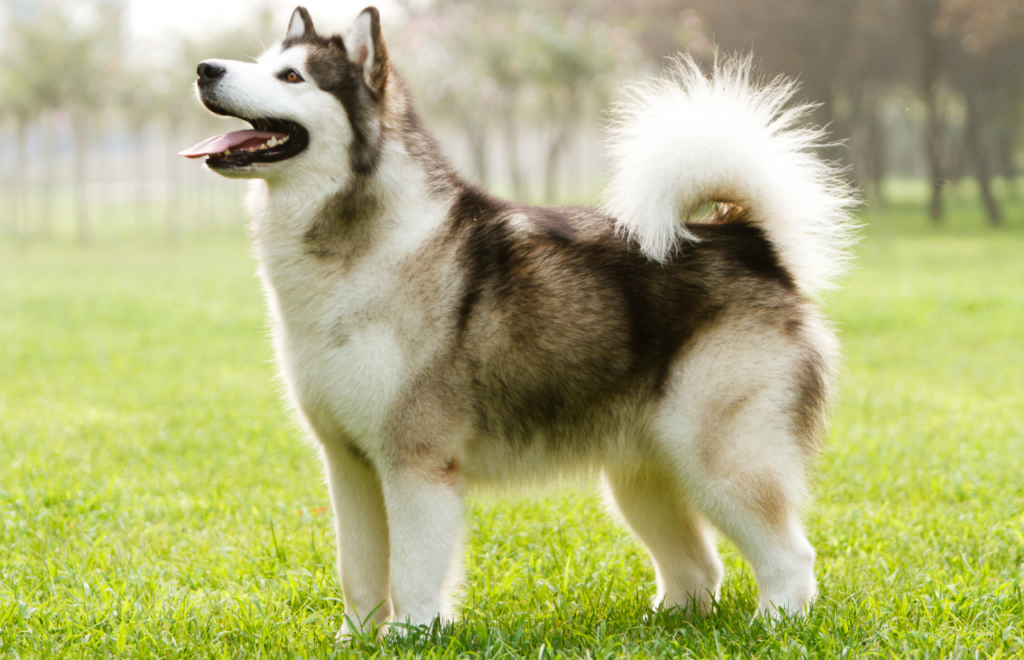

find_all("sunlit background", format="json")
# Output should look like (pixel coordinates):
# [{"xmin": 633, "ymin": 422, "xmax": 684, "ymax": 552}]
[{"xmin": 1, "ymin": 0, "xmax": 1022, "ymax": 244}]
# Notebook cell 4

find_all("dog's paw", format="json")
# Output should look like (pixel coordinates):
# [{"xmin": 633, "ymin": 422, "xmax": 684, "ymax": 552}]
[
  {"xmin": 754, "ymin": 598, "xmax": 812, "ymax": 623},
  {"xmin": 335, "ymin": 619, "xmax": 357, "ymax": 644},
  {"xmin": 379, "ymin": 615, "xmax": 452, "ymax": 643},
  {"xmin": 337, "ymin": 618, "xmax": 388, "ymax": 645},
  {"xmin": 654, "ymin": 587, "xmax": 719, "ymax": 620}
]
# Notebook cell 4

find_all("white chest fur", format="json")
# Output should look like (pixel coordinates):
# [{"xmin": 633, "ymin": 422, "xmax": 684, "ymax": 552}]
[{"xmin": 246, "ymin": 180, "xmax": 448, "ymax": 447}]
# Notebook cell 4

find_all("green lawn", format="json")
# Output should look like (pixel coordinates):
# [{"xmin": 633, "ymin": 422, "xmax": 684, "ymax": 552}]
[{"xmin": 1, "ymin": 192, "xmax": 1022, "ymax": 658}]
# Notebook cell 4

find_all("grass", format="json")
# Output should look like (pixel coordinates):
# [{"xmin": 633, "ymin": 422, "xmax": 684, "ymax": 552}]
[{"xmin": 1, "ymin": 189, "xmax": 1023, "ymax": 658}]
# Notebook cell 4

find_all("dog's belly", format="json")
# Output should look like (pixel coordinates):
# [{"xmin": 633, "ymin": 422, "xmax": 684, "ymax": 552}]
[
  {"xmin": 457, "ymin": 391, "xmax": 649, "ymax": 486},
  {"xmin": 460, "ymin": 430, "xmax": 614, "ymax": 486}
]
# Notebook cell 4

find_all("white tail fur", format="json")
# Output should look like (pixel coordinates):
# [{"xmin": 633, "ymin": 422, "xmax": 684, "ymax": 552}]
[{"xmin": 603, "ymin": 55, "xmax": 858, "ymax": 294}]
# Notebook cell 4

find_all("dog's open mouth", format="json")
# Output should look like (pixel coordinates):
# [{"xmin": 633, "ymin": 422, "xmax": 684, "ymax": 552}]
[{"xmin": 179, "ymin": 117, "xmax": 309, "ymax": 168}]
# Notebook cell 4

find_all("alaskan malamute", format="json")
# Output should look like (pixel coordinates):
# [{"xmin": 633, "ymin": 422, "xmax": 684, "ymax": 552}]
[{"xmin": 181, "ymin": 5, "xmax": 856, "ymax": 637}]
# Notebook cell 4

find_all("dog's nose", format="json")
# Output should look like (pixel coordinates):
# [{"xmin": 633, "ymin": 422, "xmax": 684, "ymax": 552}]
[{"xmin": 197, "ymin": 61, "xmax": 226, "ymax": 86}]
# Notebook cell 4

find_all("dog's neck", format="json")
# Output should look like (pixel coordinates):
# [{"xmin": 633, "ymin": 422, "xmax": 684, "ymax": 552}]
[{"xmin": 248, "ymin": 110, "xmax": 461, "ymax": 273}]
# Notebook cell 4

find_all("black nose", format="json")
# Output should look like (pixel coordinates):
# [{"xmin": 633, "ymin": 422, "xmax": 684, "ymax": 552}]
[{"xmin": 197, "ymin": 61, "xmax": 226, "ymax": 86}]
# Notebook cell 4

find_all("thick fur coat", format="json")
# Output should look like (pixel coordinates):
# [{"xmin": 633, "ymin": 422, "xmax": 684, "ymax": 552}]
[{"xmin": 183, "ymin": 5, "xmax": 857, "ymax": 637}]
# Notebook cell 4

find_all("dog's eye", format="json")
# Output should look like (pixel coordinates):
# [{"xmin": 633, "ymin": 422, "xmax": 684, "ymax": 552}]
[{"xmin": 280, "ymin": 69, "xmax": 304, "ymax": 84}]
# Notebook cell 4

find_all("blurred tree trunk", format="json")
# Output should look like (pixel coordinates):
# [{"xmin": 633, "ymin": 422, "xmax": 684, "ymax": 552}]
[
  {"xmin": 963, "ymin": 92, "xmax": 1002, "ymax": 227},
  {"xmin": 995, "ymin": 135, "xmax": 1018, "ymax": 199},
  {"xmin": 72, "ymin": 116, "xmax": 90, "ymax": 246},
  {"xmin": 994, "ymin": 105, "xmax": 1019, "ymax": 199},
  {"xmin": 463, "ymin": 117, "xmax": 489, "ymax": 188},
  {"xmin": 166, "ymin": 113, "xmax": 183, "ymax": 242},
  {"xmin": 500, "ymin": 94, "xmax": 524, "ymax": 201},
  {"xmin": 909, "ymin": 0, "xmax": 946, "ymax": 223},
  {"xmin": 923, "ymin": 86, "xmax": 946, "ymax": 222},
  {"xmin": 544, "ymin": 90, "xmax": 580, "ymax": 204},
  {"xmin": 544, "ymin": 123, "xmax": 569, "ymax": 204},
  {"xmin": 40, "ymin": 112, "xmax": 55, "ymax": 241},
  {"xmin": 850, "ymin": 81, "xmax": 887, "ymax": 205},
  {"xmin": 864, "ymin": 90, "xmax": 888, "ymax": 206},
  {"xmin": 133, "ymin": 121, "xmax": 147, "ymax": 233},
  {"xmin": 10, "ymin": 119, "xmax": 29, "ymax": 240},
  {"xmin": 3, "ymin": 171, "xmax": 12, "ymax": 239}
]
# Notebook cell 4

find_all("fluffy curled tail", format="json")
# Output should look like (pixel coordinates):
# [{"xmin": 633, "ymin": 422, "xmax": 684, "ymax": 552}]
[{"xmin": 602, "ymin": 55, "xmax": 858, "ymax": 294}]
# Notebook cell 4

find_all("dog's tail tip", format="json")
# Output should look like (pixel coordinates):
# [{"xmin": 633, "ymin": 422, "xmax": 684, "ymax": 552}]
[{"xmin": 601, "ymin": 54, "xmax": 860, "ymax": 295}]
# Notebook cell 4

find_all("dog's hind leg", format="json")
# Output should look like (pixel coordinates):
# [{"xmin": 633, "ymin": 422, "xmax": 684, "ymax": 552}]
[
  {"xmin": 656, "ymin": 388, "xmax": 819, "ymax": 617},
  {"xmin": 684, "ymin": 455, "xmax": 817, "ymax": 619},
  {"xmin": 322, "ymin": 441, "xmax": 393, "ymax": 638},
  {"xmin": 653, "ymin": 317, "xmax": 833, "ymax": 617},
  {"xmin": 604, "ymin": 462, "xmax": 723, "ymax": 616}
]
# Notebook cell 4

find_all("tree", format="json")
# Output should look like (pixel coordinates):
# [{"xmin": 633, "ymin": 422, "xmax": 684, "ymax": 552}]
[
  {"xmin": 399, "ymin": 6, "xmax": 504, "ymax": 188},
  {"xmin": 401, "ymin": 0, "xmax": 633, "ymax": 202},
  {"xmin": 937, "ymin": 0, "xmax": 1024, "ymax": 226},
  {"xmin": 116, "ymin": 68, "xmax": 160, "ymax": 233},
  {"xmin": 2, "ymin": 0, "xmax": 124, "ymax": 245},
  {"xmin": 897, "ymin": 0, "xmax": 954, "ymax": 222},
  {"xmin": 519, "ymin": 11, "xmax": 618, "ymax": 202},
  {"xmin": 0, "ymin": 32, "xmax": 37, "ymax": 240},
  {"xmin": 686, "ymin": 0, "xmax": 863, "ymax": 155},
  {"xmin": 621, "ymin": 0, "xmax": 1024, "ymax": 224}
]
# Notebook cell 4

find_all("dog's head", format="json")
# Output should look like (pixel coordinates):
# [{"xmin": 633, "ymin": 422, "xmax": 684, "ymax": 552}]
[{"xmin": 181, "ymin": 6, "xmax": 390, "ymax": 181}]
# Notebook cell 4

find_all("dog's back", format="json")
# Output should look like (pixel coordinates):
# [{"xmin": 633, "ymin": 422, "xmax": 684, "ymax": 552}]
[{"xmin": 426, "ymin": 193, "xmax": 828, "ymax": 476}]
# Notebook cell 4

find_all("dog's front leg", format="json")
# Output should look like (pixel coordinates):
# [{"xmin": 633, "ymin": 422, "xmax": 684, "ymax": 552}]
[
  {"xmin": 322, "ymin": 441, "xmax": 392, "ymax": 639},
  {"xmin": 378, "ymin": 452, "xmax": 464, "ymax": 632}
]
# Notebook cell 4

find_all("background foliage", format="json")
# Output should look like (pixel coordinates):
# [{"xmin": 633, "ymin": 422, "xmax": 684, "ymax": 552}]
[{"xmin": 1, "ymin": 0, "xmax": 1023, "ymax": 243}]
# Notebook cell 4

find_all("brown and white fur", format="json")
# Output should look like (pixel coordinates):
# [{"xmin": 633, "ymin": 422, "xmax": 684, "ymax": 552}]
[{"xmin": 185, "ymin": 5, "xmax": 857, "ymax": 637}]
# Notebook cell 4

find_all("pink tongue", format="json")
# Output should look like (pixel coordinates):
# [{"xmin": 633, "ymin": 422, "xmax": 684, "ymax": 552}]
[{"xmin": 178, "ymin": 130, "xmax": 286, "ymax": 159}]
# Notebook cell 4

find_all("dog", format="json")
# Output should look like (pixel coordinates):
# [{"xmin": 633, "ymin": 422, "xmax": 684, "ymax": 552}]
[{"xmin": 181, "ymin": 5, "xmax": 856, "ymax": 637}]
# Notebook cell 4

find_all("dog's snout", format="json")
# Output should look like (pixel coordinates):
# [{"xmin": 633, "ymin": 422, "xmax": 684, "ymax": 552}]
[{"xmin": 197, "ymin": 61, "xmax": 226, "ymax": 86}]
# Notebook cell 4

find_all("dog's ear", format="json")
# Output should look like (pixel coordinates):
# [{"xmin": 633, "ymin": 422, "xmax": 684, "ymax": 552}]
[
  {"xmin": 286, "ymin": 6, "xmax": 315, "ymax": 40},
  {"xmin": 345, "ymin": 7, "xmax": 389, "ymax": 94}
]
